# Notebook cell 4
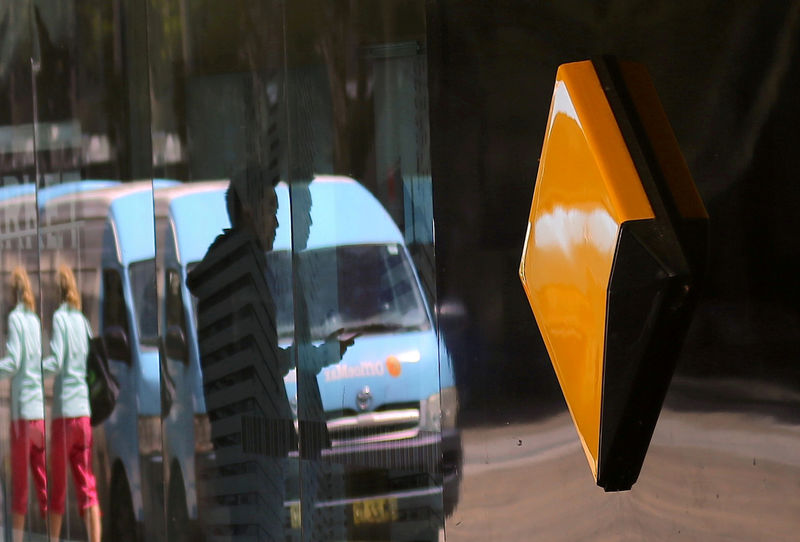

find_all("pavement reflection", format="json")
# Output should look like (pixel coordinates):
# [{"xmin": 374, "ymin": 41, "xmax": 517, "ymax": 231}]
[{"xmin": 447, "ymin": 403, "xmax": 800, "ymax": 541}]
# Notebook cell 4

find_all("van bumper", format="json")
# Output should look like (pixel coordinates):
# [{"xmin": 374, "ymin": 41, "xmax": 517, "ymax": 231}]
[{"xmin": 283, "ymin": 428, "xmax": 462, "ymax": 540}]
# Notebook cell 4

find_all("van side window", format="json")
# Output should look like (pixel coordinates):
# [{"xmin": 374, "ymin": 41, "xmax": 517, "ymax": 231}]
[
  {"xmin": 129, "ymin": 260, "xmax": 158, "ymax": 341},
  {"xmin": 102, "ymin": 269, "xmax": 129, "ymax": 336},
  {"xmin": 383, "ymin": 245, "xmax": 416, "ymax": 312},
  {"xmin": 166, "ymin": 269, "xmax": 186, "ymax": 335}
]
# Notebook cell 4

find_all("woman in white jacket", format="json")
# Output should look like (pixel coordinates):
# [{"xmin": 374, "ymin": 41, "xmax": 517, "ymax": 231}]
[
  {"xmin": 43, "ymin": 265, "xmax": 101, "ymax": 542},
  {"xmin": 0, "ymin": 267, "xmax": 47, "ymax": 542}
]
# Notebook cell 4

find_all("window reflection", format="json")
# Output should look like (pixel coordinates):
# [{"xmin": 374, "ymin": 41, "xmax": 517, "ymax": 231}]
[
  {"xmin": 101, "ymin": 270, "xmax": 127, "ymax": 336},
  {"xmin": 129, "ymin": 260, "xmax": 158, "ymax": 343},
  {"xmin": 165, "ymin": 269, "xmax": 187, "ymax": 344},
  {"xmin": 266, "ymin": 245, "xmax": 429, "ymax": 342},
  {"xmin": 165, "ymin": 175, "xmax": 452, "ymax": 541},
  {"xmin": 35, "ymin": 183, "xmax": 163, "ymax": 541},
  {"xmin": 2, "ymin": 0, "xmax": 447, "ymax": 540}
]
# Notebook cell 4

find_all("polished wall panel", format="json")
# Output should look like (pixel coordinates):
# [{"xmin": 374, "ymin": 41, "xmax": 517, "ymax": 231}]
[
  {"xmin": 284, "ymin": 3, "xmax": 446, "ymax": 540},
  {"xmin": 9, "ymin": 2, "xmax": 789, "ymax": 541},
  {"xmin": 428, "ymin": 1, "xmax": 800, "ymax": 540},
  {"xmin": 0, "ymin": 3, "xmax": 46, "ymax": 540},
  {"xmin": 147, "ymin": 3, "xmax": 299, "ymax": 541},
  {"xmin": 282, "ymin": 184, "xmax": 446, "ymax": 541},
  {"xmin": 147, "ymin": 1, "xmax": 446, "ymax": 540},
  {"xmin": 28, "ymin": 1, "xmax": 161, "ymax": 541}
]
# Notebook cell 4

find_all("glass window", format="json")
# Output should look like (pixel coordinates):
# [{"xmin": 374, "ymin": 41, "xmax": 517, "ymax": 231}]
[
  {"xmin": 129, "ymin": 259, "xmax": 158, "ymax": 343},
  {"xmin": 264, "ymin": 250, "xmax": 293, "ymax": 341},
  {"xmin": 306, "ymin": 244, "xmax": 428, "ymax": 339},
  {"xmin": 165, "ymin": 268, "xmax": 186, "ymax": 334},
  {"xmin": 102, "ymin": 269, "xmax": 128, "ymax": 335},
  {"xmin": 260, "ymin": 245, "xmax": 430, "ymax": 341}
]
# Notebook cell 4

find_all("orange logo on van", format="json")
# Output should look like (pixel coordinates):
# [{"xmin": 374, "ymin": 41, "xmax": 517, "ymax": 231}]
[{"xmin": 386, "ymin": 355, "xmax": 402, "ymax": 377}]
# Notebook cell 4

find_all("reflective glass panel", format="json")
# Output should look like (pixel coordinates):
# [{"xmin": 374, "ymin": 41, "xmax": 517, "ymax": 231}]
[
  {"xmin": 29, "ymin": 1, "xmax": 162, "ymax": 541},
  {"xmin": 285, "ymin": 2, "xmax": 446, "ymax": 541},
  {"xmin": 147, "ymin": 1, "xmax": 297, "ymax": 541},
  {"xmin": 0, "ymin": 3, "xmax": 46, "ymax": 540}
]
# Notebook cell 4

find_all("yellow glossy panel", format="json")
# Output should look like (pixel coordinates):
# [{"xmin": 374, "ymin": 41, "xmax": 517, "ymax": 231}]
[{"xmin": 519, "ymin": 61, "xmax": 654, "ymax": 476}]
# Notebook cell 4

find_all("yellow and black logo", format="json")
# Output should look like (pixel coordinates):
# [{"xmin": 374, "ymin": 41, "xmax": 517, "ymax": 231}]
[{"xmin": 519, "ymin": 57, "xmax": 708, "ymax": 491}]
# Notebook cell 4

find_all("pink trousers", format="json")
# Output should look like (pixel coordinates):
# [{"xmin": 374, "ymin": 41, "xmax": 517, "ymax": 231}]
[
  {"xmin": 11, "ymin": 419, "xmax": 47, "ymax": 516},
  {"xmin": 49, "ymin": 417, "xmax": 99, "ymax": 515}
]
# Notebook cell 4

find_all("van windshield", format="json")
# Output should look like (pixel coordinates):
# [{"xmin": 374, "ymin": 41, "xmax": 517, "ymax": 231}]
[
  {"xmin": 129, "ymin": 259, "xmax": 159, "ymax": 344},
  {"xmin": 187, "ymin": 243, "xmax": 430, "ymax": 341}
]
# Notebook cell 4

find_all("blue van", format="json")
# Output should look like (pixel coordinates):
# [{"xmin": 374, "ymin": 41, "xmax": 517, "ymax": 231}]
[
  {"xmin": 39, "ymin": 180, "xmax": 179, "ymax": 541},
  {"xmin": 162, "ymin": 176, "xmax": 460, "ymax": 540}
]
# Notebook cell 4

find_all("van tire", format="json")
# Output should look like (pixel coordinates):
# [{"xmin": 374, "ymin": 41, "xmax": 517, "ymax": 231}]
[
  {"xmin": 167, "ymin": 466, "xmax": 197, "ymax": 542},
  {"xmin": 108, "ymin": 467, "xmax": 137, "ymax": 542}
]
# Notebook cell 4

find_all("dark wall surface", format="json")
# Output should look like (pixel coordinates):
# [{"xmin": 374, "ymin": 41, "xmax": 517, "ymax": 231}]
[
  {"xmin": 428, "ymin": 2, "xmax": 800, "ymax": 539},
  {"xmin": 429, "ymin": 0, "xmax": 800, "ymax": 420}
]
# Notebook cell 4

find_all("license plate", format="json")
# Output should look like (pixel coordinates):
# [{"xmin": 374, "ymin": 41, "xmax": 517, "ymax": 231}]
[
  {"xmin": 290, "ymin": 502, "xmax": 301, "ymax": 529},
  {"xmin": 352, "ymin": 497, "xmax": 399, "ymax": 525}
]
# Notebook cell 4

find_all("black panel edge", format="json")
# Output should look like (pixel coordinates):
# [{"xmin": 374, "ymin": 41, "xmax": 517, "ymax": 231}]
[
  {"xmin": 591, "ymin": 56, "xmax": 690, "ymax": 278},
  {"xmin": 597, "ymin": 219, "xmax": 700, "ymax": 492},
  {"xmin": 592, "ymin": 56, "xmax": 709, "ymax": 490}
]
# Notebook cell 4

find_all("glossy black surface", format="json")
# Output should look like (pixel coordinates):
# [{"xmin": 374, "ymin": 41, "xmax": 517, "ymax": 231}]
[{"xmin": 429, "ymin": 1, "xmax": 800, "ymax": 540}]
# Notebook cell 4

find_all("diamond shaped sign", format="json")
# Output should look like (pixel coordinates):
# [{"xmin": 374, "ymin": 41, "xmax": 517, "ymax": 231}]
[{"xmin": 519, "ymin": 57, "xmax": 708, "ymax": 491}]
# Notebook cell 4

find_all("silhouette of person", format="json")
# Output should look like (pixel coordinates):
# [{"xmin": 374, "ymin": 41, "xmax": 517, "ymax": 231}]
[
  {"xmin": 0, "ymin": 267, "xmax": 47, "ymax": 542},
  {"xmin": 43, "ymin": 265, "xmax": 101, "ymax": 542},
  {"xmin": 187, "ymin": 165, "xmax": 294, "ymax": 541}
]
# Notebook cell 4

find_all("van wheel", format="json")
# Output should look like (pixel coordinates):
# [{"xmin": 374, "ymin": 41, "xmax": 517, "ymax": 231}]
[
  {"xmin": 167, "ymin": 467, "xmax": 195, "ymax": 542},
  {"xmin": 108, "ymin": 469, "xmax": 137, "ymax": 542}
]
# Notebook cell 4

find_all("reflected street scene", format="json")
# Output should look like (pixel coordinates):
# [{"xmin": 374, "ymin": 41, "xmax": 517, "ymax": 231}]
[
  {"xmin": 0, "ymin": 176, "xmax": 453, "ymax": 541},
  {"xmin": 1, "ymin": 0, "xmax": 799, "ymax": 541},
  {"xmin": 3, "ymin": 0, "xmax": 451, "ymax": 540},
  {"xmin": 38, "ymin": 181, "xmax": 165, "ymax": 542},
  {"xmin": 162, "ymin": 174, "xmax": 458, "ymax": 541}
]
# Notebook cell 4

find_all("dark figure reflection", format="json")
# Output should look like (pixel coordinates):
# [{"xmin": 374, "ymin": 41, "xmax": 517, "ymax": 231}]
[
  {"xmin": 187, "ymin": 166, "xmax": 295, "ymax": 540},
  {"xmin": 186, "ymin": 168, "xmax": 354, "ymax": 541},
  {"xmin": 0, "ymin": 268, "xmax": 46, "ymax": 542}
]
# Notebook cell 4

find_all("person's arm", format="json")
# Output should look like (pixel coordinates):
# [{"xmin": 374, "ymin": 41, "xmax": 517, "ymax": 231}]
[
  {"xmin": 316, "ymin": 340, "xmax": 342, "ymax": 372},
  {"xmin": 0, "ymin": 315, "xmax": 22, "ymax": 377},
  {"xmin": 304, "ymin": 340, "xmax": 346, "ymax": 374},
  {"xmin": 42, "ymin": 313, "xmax": 65, "ymax": 374},
  {"xmin": 282, "ymin": 337, "xmax": 354, "ymax": 376}
]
